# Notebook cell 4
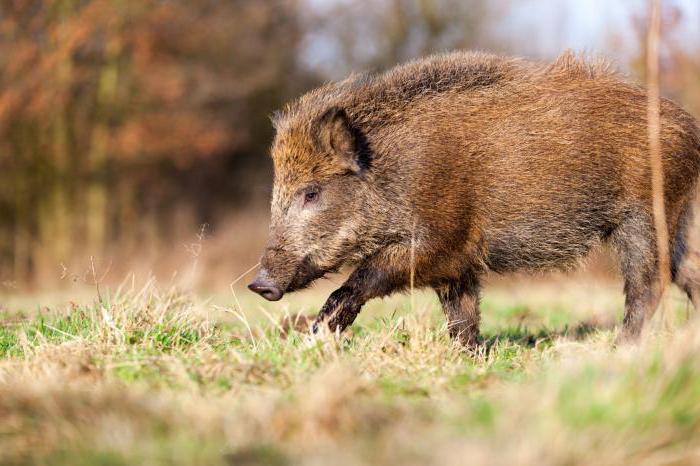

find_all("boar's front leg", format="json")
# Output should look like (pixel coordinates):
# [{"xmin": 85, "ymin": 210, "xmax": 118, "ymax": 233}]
[
  {"xmin": 312, "ymin": 286, "xmax": 362, "ymax": 335},
  {"xmin": 312, "ymin": 265, "xmax": 403, "ymax": 335},
  {"xmin": 434, "ymin": 273, "xmax": 481, "ymax": 348}
]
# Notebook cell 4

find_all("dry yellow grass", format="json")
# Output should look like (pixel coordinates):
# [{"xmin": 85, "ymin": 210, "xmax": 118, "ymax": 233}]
[{"xmin": 1, "ymin": 278, "xmax": 700, "ymax": 465}]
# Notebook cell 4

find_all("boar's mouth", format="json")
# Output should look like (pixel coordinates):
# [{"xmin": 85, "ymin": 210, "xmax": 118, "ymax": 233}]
[{"xmin": 284, "ymin": 255, "xmax": 329, "ymax": 293}]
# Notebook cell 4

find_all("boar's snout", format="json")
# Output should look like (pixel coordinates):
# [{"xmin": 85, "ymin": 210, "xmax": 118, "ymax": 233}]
[{"xmin": 248, "ymin": 268, "xmax": 283, "ymax": 301}]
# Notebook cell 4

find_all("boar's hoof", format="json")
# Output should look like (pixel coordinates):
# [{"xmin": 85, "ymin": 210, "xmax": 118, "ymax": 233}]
[{"xmin": 614, "ymin": 327, "xmax": 642, "ymax": 347}]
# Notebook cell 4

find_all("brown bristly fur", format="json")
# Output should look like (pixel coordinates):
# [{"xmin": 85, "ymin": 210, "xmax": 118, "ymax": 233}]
[{"xmin": 251, "ymin": 50, "xmax": 700, "ymax": 347}]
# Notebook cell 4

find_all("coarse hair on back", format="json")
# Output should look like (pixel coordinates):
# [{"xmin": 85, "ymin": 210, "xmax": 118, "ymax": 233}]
[{"xmin": 272, "ymin": 50, "xmax": 622, "ymax": 135}]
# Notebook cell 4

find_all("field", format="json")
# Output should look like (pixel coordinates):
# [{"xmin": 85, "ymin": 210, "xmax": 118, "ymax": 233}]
[{"xmin": 2, "ymin": 277, "xmax": 700, "ymax": 465}]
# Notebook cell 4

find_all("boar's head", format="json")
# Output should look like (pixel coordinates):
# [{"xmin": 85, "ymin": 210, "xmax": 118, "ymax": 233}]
[{"xmin": 248, "ymin": 107, "xmax": 373, "ymax": 301}]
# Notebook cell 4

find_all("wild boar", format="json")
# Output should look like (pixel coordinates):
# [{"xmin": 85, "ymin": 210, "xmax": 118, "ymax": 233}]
[{"xmin": 248, "ymin": 51, "xmax": 700, "ymax": 347}]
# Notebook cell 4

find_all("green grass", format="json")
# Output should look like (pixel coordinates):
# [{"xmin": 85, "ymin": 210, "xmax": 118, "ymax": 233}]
[{"xmin": 1, "ymin": 280, "xmax": 699, "ymax": 465}]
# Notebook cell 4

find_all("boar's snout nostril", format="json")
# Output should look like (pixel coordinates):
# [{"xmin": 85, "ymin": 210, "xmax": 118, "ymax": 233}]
[{"xmin": 248, "ymin": 278, "xmax": 283, "ymax": 302}]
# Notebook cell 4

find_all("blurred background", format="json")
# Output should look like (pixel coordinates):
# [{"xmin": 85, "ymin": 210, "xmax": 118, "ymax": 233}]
[{"xmin": 0, "ymin": 0, "xmax": 698, "ymax": 292}]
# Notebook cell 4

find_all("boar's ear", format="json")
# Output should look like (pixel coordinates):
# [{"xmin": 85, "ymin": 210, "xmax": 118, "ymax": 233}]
[{"xmin": 317, "ymin": 107, "xmax": 369, "ymax": 174}]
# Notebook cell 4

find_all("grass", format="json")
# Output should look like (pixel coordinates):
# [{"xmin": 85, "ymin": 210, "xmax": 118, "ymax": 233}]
[{"xmin": 1, "ymin": 278, "xmax": 700, "ymax": 465}]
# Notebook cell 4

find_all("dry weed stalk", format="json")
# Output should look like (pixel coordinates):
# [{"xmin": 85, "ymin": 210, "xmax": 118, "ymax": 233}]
[{"xmin": 647, "ymin": 0, "xmax": 672, "ymax": 331}]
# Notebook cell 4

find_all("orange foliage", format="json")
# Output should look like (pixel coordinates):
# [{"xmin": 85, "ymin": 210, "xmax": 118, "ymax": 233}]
[{"xmin": 0, "ymin": 0, "xmax": 308, "ymax": 285}]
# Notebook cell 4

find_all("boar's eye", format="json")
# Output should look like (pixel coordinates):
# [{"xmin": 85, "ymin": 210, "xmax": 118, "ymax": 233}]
[{"xmin": 303, "ymin": 188, "xmax": 320, "ymax": 206}]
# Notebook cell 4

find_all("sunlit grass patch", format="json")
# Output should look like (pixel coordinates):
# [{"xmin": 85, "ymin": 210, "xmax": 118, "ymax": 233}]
[
  {"xmin": 1, "ymin": 281, "xmax": 700, "ymax": 464},
  {"xmin": 0, "ymin": 327, "xmax": 19, "ymax": 358}
]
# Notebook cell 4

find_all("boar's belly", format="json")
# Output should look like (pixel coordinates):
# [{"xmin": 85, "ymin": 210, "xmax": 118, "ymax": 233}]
[{"xmin": 483, "ymin": 212, "xmax": 614, "ymax": 273}]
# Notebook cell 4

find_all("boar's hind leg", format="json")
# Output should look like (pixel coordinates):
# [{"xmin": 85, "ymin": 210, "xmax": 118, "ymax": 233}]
[
  {"xmin": 434, "ymin": 273, "xmax": 481, "ymax": 348},
  {"xmin": 612, "ymin": 213, "xmax": 663, "ymax": 342},
  {"xmin": 671, "ymin": 200, "xmax": 700, "ymax": 310}
]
